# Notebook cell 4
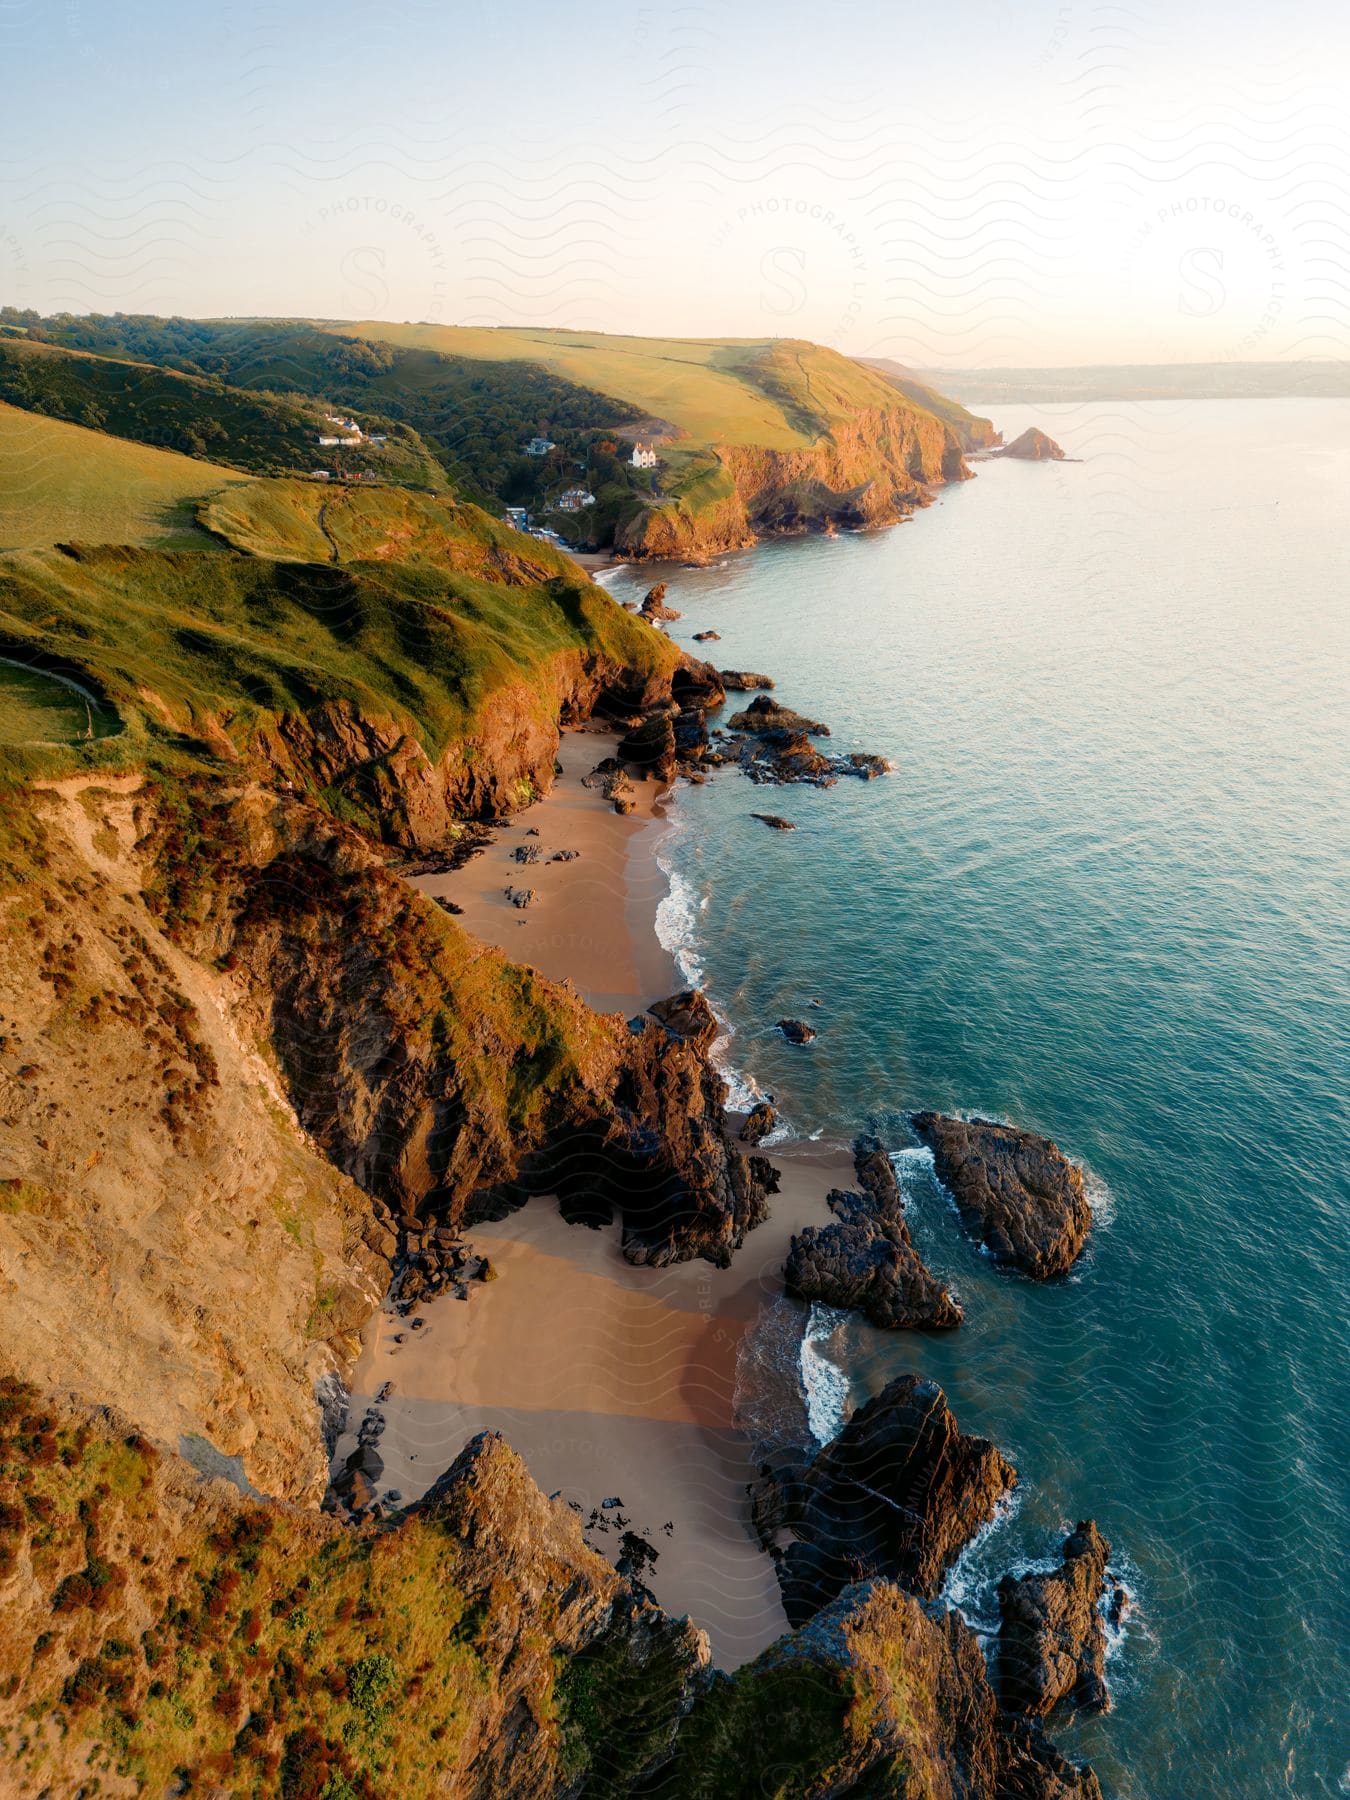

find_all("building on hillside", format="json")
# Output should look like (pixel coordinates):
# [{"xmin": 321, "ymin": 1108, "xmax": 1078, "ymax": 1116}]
[
  {"xmin": 310, "ymin": 469, "xmax": 332, "ymax": 480},
  {"xmin": 319, "ymin": 434, "xmax": 362, "ymax": 447},
  {"xmin": 524, "ymin": 436, "xmax": 555, "ymax": 456},
  {"xmin": 556, "ymin": 487, "xmax": 596, "ymax": 511},
  {"xmin": 366, "ymin": 433, "xmax": 388, "ymax": 446},
  {"xmin": 504, "ymin": 506, "xmax": 530, "ymax": 530},
  {"xmin": 630, "ymin": 442, "xmax": 659, "ymax": 469}
]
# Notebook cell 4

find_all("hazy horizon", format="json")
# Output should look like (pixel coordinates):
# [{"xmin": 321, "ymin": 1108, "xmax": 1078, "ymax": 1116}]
[{"xmin": 4, "ymin": 1, "xmax": 1349, "ymax": 369}]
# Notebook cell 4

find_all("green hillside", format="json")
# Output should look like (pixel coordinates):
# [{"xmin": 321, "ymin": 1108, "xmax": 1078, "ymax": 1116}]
[
  {"xmin": 0, "ymin": 337, "xmax": 441, "ymax": 487},
  {"xmin": 0, "ymin": 496, "xmax": 676, "ymax": 786},
  {"xmin": 17, "ymin": 313, "xmax": 641, "ymax": 505},
  {"xmin": 0, "ymin": 400, "xmax": 249, "ymax": 553}
]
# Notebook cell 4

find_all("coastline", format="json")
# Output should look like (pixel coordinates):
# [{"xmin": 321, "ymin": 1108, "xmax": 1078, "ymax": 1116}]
[{"xmin": 341, "ymin": 727, "xmax": 852, "ymax": 1669}]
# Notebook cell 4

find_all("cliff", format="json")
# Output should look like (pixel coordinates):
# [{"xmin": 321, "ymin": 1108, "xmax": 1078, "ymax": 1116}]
[{"xmin": 0, "ymin": 1382, "xmax": 1100, "ymax": 1799}]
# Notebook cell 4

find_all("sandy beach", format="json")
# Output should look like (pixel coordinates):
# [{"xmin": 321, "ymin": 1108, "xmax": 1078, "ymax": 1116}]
[{"xmin": 340, "ymin": 738, "xmax": 853, "ymax": 1668}]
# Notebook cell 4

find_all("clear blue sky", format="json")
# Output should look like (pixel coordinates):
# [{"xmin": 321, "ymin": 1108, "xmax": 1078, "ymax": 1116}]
[{"xmin": 4, "ymin": 0, "xmax": 1348, "ymax": 365}]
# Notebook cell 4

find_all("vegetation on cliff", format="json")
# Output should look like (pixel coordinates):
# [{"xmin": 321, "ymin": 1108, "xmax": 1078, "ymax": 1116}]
[{"xmin": 0, "ymin": 338, "xmax": 441, "ymax": 488}]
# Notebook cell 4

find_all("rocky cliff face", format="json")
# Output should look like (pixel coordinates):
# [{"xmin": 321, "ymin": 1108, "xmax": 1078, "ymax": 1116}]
[
  {"xmin": 0, "ymin": 1382, "xmax": 1101, "ymax": 1799},
  {"xmin": 0, "ymin": 778, "xmax": 395, "ymax": 1504},
  {"xmin": 614, "ymin": 402, "xmax": 969, "ymax": 562}
]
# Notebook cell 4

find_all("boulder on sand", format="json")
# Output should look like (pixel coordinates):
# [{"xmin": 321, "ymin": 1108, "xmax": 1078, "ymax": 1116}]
[{"xmin": 912, "ymin": 1113, "xmax": 1091, "ymax": 1278}]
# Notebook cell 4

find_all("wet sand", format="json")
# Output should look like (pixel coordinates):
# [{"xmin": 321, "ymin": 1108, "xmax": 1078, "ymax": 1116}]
[{"xmin": 345, "ymin": 733, "xmax": 854, "ymax": 1668}]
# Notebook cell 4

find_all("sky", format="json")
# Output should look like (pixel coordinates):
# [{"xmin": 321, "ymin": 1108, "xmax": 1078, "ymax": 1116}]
[{"xmin": 3, "ymin": 0, "xmax": 1349, "ymax": 367}]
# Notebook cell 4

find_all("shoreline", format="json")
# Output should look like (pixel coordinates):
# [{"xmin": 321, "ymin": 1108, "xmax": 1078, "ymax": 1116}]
[{"xmin": 341, "ymin": 725, "xmax": 852, "ymax": 1668}]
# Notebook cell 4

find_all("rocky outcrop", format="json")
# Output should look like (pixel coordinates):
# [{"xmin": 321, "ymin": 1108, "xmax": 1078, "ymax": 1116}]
[
  {"xmin": 719, "ymin": 669, "xmax": 775, "ymax": 691},
  {"xmin": 722, "ymin": 694, "xmax": 892, "ymax": 787},
  {"xmin": 785, "ymin": 1139, "xmax": 963, "ymax": 1330},
  {"xmin": 648, "ymin": 988, "xmax": 718, "ymax": 1055},
  {"xmin": 617, "ymin": 709, "xmax": 678, "ymax": 781},
  {"xmin": 728, "ymin": 695, "xmax": 830, "ymax": 737},
  {"xmin": 768, "ymin": 1375, "xmax": 1017, "ymax": 1624},
  {"xmin": 640, "ymin": 582, "xmax": 682, "ymax": 621},
  {"xmin": 422, "ymin": 1432, "xmax": 710, "ymax": 1795},
  {"xmin": 913, "ymin": 1113, "xmax": 1092, "ymax": 1278},
  {"xmin": 0, "ymin": 779, "xmax": 395, "ymax": 1504},
  {"xmin": 998, "ymin": 426, "xmax": 1066, "ymax": 461},
  {"xmin": 777, "ymin": 1017, "xmax": 817, "ymax": 1044},
  {"xmin": 739, "ymin": 1099, "xmax": 777, "ymax": 1144},
  {"xmin": 750, "ymin": 812, "xmax": 794, "ymax": 830},
  {"xmin": 658, "ymin": 1580, "xmax": 1102, "ymax": 1799},
  {"xmin": 0, "ymin": 1383, "xmax": 1098, "ymax": 1800},
  {"xmin": 998, "ymin": 1520, "xmax": 1112, "ymax": 1719}
]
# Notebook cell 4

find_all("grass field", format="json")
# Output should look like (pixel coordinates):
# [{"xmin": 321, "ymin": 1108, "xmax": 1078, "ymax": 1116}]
[
  {"xmin": 0, "ymin": 402, "xmax": 250, "ymax": 552},
  {"xmin": 319, "ymin": 324, "xmax": 879, "ymax": 451},
  {"xmin": 0, "ymin": 657, "xmax": 122, "ymax": 746},
  {"xmin": 0, "ymin": 514, "xmax": 676, "ymax": 771}
]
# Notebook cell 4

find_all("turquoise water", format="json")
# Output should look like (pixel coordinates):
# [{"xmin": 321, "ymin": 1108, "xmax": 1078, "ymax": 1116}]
[{"xmin": 604, "ymin": 402, "xmax": 1350, "ymax": 1799}]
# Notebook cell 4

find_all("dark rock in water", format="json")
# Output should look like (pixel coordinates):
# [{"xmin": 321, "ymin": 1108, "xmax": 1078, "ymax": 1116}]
[
  {"xmin": 728, "ymin": 694, "xmax": 830, "ymax": 737},
  {"xmin": 640, "ymin": 582, "xmax": 682, "ymax": 621},
  {"xmin": 657, "ymin": 1579, "xmax": 1102, "ymax": 1800},
  {"xmin": 692, "ymin": 629, "xmax": 721, "ymax": 641},
  {"xmin": 912, "ymin": 1113, "xmax": 1091, "ymax": 1278},
  {"xmin": 719, "ymin": 669, "xmax": 776, "ymax": 691},
  {"xmin": 648, "ymin": 988, "xmax": 718, "ymax": 1055},
  {"xmin": 785, "ymin": 1138, "xmax": 963, "ymax": 1331},
  {"xmin": 750, "ymin": 813, "xmax": 795, "ymax": 830},
  {"xmin": 998, "ymin": 426, "xmax": 1066, "ymax": 461},
  {"xmin": 774, "ymin": 1374, "xmax": 1017, "ymax": 1623},
  {"xmin": 739, "ymin": 1100, "xmax": 777, "ymax": 1144},
  {"xmin": 847, "ymin": 752, "xmax": 891, "ymax": 779},
  {"xmin": 998, "ymin": 1520, "xmax": 1112, "ymax": 1718},
  {"xmin": 672, "ymin": 706, "xmax": 710, "ymax": 763},
  {"xmin": 1107, "ymin": 1581, "xmax": 1130, "ymax": 1631},
  {"xmin": 777, "ymin": 1018, "xmax": 817, "ymax": 1044}
]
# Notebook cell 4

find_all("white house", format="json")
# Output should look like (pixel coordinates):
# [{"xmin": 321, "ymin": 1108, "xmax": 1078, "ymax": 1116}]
[
  {"xmin": 524, "ymin": 436, "xmax": 555, "ymax": 456},
  {"xmin": 319, "ymin": 434, "xmax": 362, "ymax": 447},
  {"xmin": 310, "ymin": 469, "xmax": 332, "ymax": 480},
  {"xmin": 630, "ymin": 442, "xmax": 659, "ymax": 469}
]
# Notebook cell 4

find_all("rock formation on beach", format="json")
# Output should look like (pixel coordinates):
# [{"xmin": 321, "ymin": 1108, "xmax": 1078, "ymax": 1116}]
[
  {"xmin": 913, "ymin": 1112, "xmax": 1092, "ymax": 1277},
  {"xmin": 785, "ymin": 1138, "xmax": 963, "ymax": 1330},
  {"xmin": 728, "ymin": 694, "xmax": 831, "ymax": 737},
  {"xmin": 998, "ymin": 425, "xmax": 1067, "ymax": 460},
  {"xmin": 739, "ymin": 1099, "xmax": 777, "ymax": 1143},
  {"xmin": 998, "ymin": 1520, "xmax": 1113, "ymax": 1718},
  {"xmin": 760, "ymin": 1374, "xmax": 1017, "ymax": 1624},
  {"xmin": 640, "ymin": 581, "xmax": 682, "ymax": 620}
]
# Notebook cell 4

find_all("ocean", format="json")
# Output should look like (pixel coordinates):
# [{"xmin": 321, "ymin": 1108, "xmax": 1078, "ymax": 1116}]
[{"xmin": 602, "ymin": 401, "xmax": 1350, "ymax": 1799}]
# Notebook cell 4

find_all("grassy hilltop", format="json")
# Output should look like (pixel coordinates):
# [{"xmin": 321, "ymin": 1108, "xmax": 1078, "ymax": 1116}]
[
  {"xmin": 0, "ymin": 401, "xmax": 250, "ymax": 554},
  {"xmin": 8, "ymin": 309, "xmax": 995, "ymax": 556}
]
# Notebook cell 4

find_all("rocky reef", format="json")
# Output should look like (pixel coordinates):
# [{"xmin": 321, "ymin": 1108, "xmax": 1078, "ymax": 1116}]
[
  {"xmin": 998, "ymin": 1520, "xmax": 1113, "ymax": 1719},
  {"xmin": 785, "ymin": 1138, "xmax": 963, "ymax": 1330},
  {"xmin": 754, "ymin": 1374, "xmax": 1017, "ymax": 1625},
  {"xmin": 913, "ymin": 1112, "xmax": 1092, "ymax": 1277}
]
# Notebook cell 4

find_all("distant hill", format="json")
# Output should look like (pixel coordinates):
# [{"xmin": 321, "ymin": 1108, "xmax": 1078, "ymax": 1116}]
[
  {"xmin": 914, "ymin": 361, "xmax": 1350, "ymax": 404},
  {"xmin": 0, "ymin": 399, "xmax": 249, "ymax": 552},
  {"xmin": 3, "ymin": 310, "xmax": 995, "ymax": 559}
]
